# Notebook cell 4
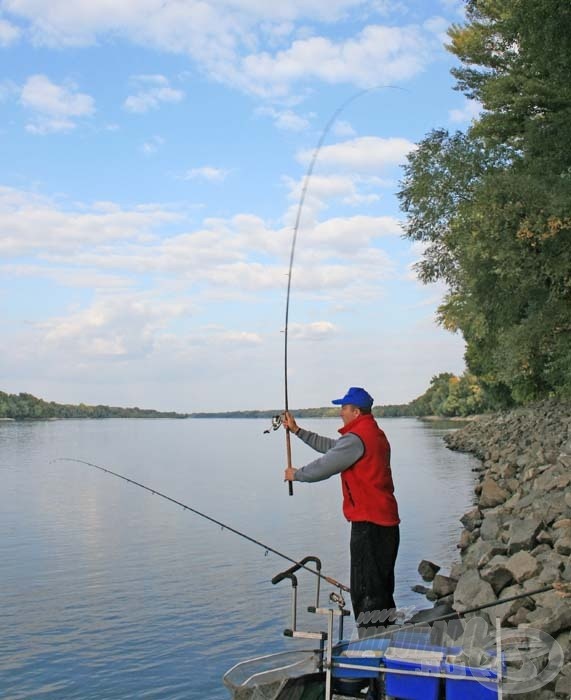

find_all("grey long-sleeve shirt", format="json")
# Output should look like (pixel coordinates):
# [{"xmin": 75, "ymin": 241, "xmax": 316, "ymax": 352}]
[{"xmin": 293, "ymin": 427, "xmax": 364, "ymax": 482}]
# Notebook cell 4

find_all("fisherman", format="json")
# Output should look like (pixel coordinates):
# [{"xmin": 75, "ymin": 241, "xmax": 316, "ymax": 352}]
[{"xmin": 283, "ymin": 387, "xmax": 400, "ymax": 641}]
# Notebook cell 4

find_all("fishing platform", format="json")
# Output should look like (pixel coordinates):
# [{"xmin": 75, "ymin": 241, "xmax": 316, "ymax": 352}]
[{"xmin": 224, "ymin": 555, "xmax": 508, "ymax": 700}]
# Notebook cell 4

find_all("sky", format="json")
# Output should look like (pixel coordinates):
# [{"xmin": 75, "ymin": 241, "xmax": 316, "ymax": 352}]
[{"xmin": 0, "ymin": 0, "xmax": 477, "ymax": 413}]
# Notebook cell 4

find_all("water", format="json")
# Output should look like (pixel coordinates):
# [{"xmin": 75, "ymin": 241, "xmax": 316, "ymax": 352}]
[{"xmin": 0, "ymin": 417, "xmax": 480, "ymax": 699}]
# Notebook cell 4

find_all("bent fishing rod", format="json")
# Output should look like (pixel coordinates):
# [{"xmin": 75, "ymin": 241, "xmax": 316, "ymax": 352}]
[
  {"xmin": 281, "ymin": 85, "xmax": 407, "ymax": 496},
  {"xmin": 52, "ymin": 457, "xmax": 350, "ymax": 594}
]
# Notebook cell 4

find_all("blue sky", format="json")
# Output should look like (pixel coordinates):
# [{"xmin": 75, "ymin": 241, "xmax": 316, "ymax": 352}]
[{"xmin": 0, "ymin": 0, "xmax": 477, "ymax": 412}]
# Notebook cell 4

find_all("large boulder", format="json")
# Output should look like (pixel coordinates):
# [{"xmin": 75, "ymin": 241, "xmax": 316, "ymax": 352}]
[
  {"xmin": 507, "ymin": 517, "xmax": 542, "ymax": 554},
  {"xmin": 418, "ymin": 560, "xmax": 440, "ymax": 582},
  {"xmin": 480, "ymin": 555, "xmax": 514, "ymax": 594},
  {"xmin": 431, "ymin": 574, "xmax": 457, "ymax": 598},
  {"xmin": 479, "ymin": 478, "xmax": 509, "ymax": 508},
  {"xmin": 505, "ymin": 551, "xmax": 542, "ymax": 583},
  {"xmin": 453, "ymin": 569, "xmax": 497, "ymax": 613},
  {"xmin": 460, "ymin": 507, "xmax": 482, "ymax": 532},
  {"xmin": 525, "ymin": 601, "xmax": 571, "ymax": 637}
]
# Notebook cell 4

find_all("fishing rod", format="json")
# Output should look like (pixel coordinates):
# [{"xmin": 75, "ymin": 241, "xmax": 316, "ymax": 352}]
[
  {"xmin": 52, "ymin": 457, "xmax": 350, "ymax": 593},
  {"xmin": 281, "ymin": 85, "xmax": 407, "ymax": 496}
]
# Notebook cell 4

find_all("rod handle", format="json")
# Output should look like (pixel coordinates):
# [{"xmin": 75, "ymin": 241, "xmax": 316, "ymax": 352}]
[{"xmin": 285, "ymin": 426, "xmax": 294, "ymax": 496}]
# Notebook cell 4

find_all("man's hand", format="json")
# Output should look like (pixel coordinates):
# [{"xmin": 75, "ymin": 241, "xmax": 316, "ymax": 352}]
[
  {"xmin": 284, "ymin": 466, "xmax": 298, "ymax": 481},
  {"xmin": 282, "ymin": 411, "xmax": 300, "ymax": 434}
]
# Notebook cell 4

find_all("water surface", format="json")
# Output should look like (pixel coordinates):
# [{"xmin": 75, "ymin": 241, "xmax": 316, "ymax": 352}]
[{"xmin": 0, "ymin": 417, "xmax": 479, "ymax": 699}]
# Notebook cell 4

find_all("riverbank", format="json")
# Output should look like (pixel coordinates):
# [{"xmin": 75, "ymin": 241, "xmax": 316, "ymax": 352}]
[{"xmin": 413, "ymin": 400, "xmax": 571, "ymax": 699}]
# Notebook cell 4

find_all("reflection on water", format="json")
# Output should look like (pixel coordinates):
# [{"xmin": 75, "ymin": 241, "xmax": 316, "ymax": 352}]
[{"xmin": 0, "ymin": 418, "xmax": 479, "ymax": 699}]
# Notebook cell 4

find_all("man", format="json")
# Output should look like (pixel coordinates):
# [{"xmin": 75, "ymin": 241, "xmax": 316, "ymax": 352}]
[{"xmin": 283, "ymin": 386, "xmax": 400, "ymax": 639}]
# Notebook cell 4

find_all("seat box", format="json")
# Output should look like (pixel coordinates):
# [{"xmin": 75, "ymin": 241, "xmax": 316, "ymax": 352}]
[
  {"xmin": 384, "ymin": 646, "xmax": 443, "ymax": 700},
  {"xmin": 444, "ymin": 662, "xmax": 500, "ymax": 700},
  {"xmin": 331, "ymin": 638, "xmax": 390, "ymax": 678}
]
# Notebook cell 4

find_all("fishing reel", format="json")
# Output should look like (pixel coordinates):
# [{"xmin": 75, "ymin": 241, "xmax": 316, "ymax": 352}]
[
  {"xmin": 263, "ymin": 414, "xmax": 283, "ymax": 434},
  {"xmin": 329, "ymin": 590, "xmax": 346, "ymax": 611}
]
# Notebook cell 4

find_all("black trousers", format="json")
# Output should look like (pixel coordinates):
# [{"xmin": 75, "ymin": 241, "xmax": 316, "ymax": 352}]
[{"xmin": 350, "ymin": 521, "xmax": 400, "ymax": 634}]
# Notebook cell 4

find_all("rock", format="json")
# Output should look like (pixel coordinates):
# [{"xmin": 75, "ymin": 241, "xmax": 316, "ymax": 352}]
[
  {"xmin": 431, "ymin": 574, "xmax": 457, "ymax": 598},
  {"xmin": 490, "ymin": 583, "xmax": 534, "ymax": 624},
  {"xmin": 480, "ymin": 513, "xmax": 504, "ymax": 541},
  {"xmin": 536, "ymin": 529, "xmax": 554, "ymax": 546},
  {"xmin": 457, "ymin": 530, "xmax": 473, "ymax": 550},
  {"xmin": 476, "ymin": 542, "xmax": 508, "ymax": 568},
  {"xmin": 507, "ymin": 605, "xmax": 530, "ymax": 626},
  {"xmin": 555, "ymin": 535, "xmax": 571, "ymax": 556},
  {"xmin": 554, "ymin": 630, "xmax": 571, "ymax": 663},
  {"xmin": 453, "ymin": 569, "xmax": 497, "ymax": 613},
  {"xmin": 479, "ymin": 478, "xmax": 509, "ymax": 508},
  {"xmin": 505, "ymin": 551, "xmax": 542, "ymax": 583},
  {"xmin": 507, "ymin": 517, "xmax": 543, "ymax": 554},
  {"xmin": 449, "ymin": 561, "xmax": 463, "ymax": 580},
  {"xmin": 532, "ymin": 544, "xmax": 554, "ymax": 558},
  {"xmin": 555, "ymin": 671, "xmax": 571, "ymax": 698},
  {"xmin": 411, "ymin": 584, "xmax": 429, "ymax": 595},
  {"xmin": 480, "ymin": 555, "xmax": 514, "ymax": 594},
  {"xmin": 460, "ymin": 507, "xmax": 482, "ymax": 532},
  {"xmin": 524, "ymin": 601, "xmax": 571, "ymax": 637},
  {"xmin": 418, "ymin": 559, "xmax": 440, "ymax": 582}
]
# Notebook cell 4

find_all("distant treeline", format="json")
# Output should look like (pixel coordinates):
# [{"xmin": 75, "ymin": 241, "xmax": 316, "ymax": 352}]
[
  {"xmin": 0, "ymin": 391, "xmax": 189, "ymax": 420},
  {"xmin": 191, "ymin": 371, "xmax": 492, "ymax": 419}
]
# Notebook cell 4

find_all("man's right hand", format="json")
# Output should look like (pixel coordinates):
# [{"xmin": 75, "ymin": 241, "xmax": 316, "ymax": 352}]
[{"xmin": 282, "ymin": 411, "xmax": 300, "ymax": 434}]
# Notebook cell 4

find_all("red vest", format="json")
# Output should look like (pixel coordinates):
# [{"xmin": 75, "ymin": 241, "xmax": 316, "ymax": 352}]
[{"xmin": 339, "ymin": 414, "xmax": 400, "ymax": 526}]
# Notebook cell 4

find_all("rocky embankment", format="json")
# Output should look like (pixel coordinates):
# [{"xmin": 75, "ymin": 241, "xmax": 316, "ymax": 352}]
[{"xmin": 414, "ymin": 400, "xmax": 571, "ymax": 699}]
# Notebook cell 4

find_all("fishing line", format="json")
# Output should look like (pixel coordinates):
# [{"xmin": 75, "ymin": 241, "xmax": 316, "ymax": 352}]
[
  {"xmin": 52, "ymin": 457, "xmax": 350, "ymax": 593},
  {"xmin": 281, "ymin": 85, "xmax": 407, "ymax": 496}
]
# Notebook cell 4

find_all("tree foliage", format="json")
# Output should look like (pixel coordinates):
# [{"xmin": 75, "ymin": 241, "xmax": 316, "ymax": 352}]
[
  {"xmin": 0, "ymin": 391, "xmax": 188, "ymax": 420},
  {"xmin": 398, "ymin": 0, "xmax": 571, "ymax": 403}
]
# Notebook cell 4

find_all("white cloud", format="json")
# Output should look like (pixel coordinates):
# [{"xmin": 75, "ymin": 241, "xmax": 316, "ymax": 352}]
[
  {"xmin": 239, "ymin": 24, "xmax": 434, "ymax": 97},
  {"xmin": 124, "ymin": 74, "xmax": 184, "ymax": 113},
  {"xmin": 0, "ymin": 186, "xmax": 180, "ymax": 254},
  {"xmin": 297, "ymin": 136, "xmax": 415, "ymax": 172},
  {"xmin": 288, "ymin": 321, "xmax": 336, "ymax": 340},
  {"xmin": 39, "ymin": 293, "xmax": 192, "ymax": 360},
  {"xmin": 4, "ymin": 3, "xmax": 441, "ymax": 98},
  {"xmin": 20, "ymin": 74, "xmax": 95, "ymax": 134},
  {"xmin": 182, "ymin": 166, "xmax": 229, "ymax": 182},
  {"xmin": 0, "ymin": 17, "xmax": 20, "ymax": 45},
  {"xmin": 257, "ymin": 106, "xmax": 311, "ymax": 131},
  {"xmin": 449, "ymin": 98, "xmax": 482, "ymax": 124},
  {"xmin": 308, "ymin": 215, "xmax": 401, "ymax": 249},
  {"xmin": 423, "ymin": 15, "xmax": 450, "ymax": 44},
  {"xmin": 332, "ymin": 119, "xmax": 356, "ymax": 137}
]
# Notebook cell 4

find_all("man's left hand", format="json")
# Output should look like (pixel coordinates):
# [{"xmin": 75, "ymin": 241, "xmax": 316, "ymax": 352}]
[{"xmin": 284, "ymin": 467, "xmax": 297, "ymax": 481}]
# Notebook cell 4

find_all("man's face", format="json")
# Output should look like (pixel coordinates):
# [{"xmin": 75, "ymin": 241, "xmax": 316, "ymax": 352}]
[{"xmin": 340, "ymin": 404, "xmax": 360, "ymax": 426}]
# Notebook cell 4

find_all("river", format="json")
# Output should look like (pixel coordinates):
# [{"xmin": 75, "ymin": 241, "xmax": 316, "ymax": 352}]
[{"xmin": 0, "ymin": 417, "xmax": 480, "ymax": 699}]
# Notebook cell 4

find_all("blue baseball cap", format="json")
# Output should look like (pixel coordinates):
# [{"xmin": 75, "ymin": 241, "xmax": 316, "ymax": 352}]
[{"xmin": 331, "ymin": 387, "xmax": 374, "ymax": 409}]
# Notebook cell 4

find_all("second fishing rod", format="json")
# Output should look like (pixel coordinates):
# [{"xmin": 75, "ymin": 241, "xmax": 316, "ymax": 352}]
[{"xmin": 53, "ymin": 457, "xmax": 350, "ymax": 594}]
